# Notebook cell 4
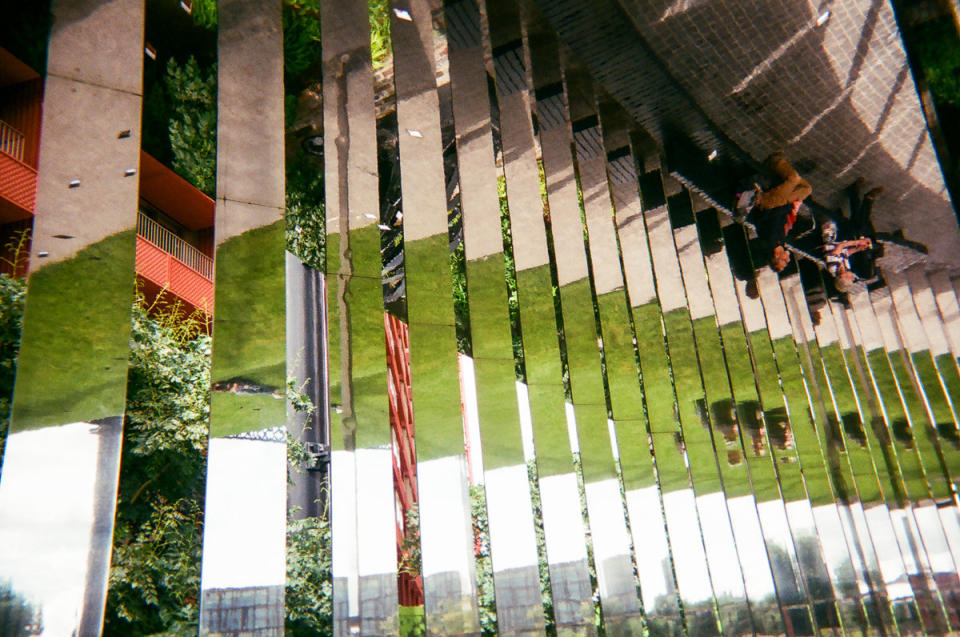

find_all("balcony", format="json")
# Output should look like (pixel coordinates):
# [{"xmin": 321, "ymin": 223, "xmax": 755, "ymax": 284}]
[
  {"xmin": 0, "ymin": 120, "xmax": 37, "ymax": 221},
  {"xmin": 136, "ymin": 212, "xmax": 214, "ymax": 315}
]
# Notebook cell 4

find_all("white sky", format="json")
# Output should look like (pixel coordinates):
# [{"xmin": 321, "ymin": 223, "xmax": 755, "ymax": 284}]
[{"xmin": 0, "ymin": 423, "xmax": 102, "ymax": 637}]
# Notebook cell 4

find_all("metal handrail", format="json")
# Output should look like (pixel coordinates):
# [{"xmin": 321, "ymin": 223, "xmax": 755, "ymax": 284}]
[
  {"xmin": 0, "ymin": 120, "xmax": 25, "ymax": 162},
  {"xmin": 137, "ymin": 212, "xmax": 213, "ymax": 280}
]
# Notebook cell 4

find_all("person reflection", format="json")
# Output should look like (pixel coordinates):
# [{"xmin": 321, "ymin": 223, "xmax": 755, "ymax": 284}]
[
  {"xmin": 710, "ymin": 398, "xmax": 740, "ymax": 447},
  {"xmin": 840, "ymin": 412, "xmax": 867, "ymax": 449},
  {"xmin": 890, "ymin": 419, "xmax": 914, "ymax": 449},
  {"xmin": 764, "ymin": 408, "xmax": 793, "ymax": 451}
]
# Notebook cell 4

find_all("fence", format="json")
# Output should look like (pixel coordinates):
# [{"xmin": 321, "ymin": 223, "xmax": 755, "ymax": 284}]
[
  {"xmin": 136, "ymin": 211, "xmax": 213, "ymax": 280},
  {"xmin": 0, "ymin": 120, "xmax": 25, "ymax": 162}
]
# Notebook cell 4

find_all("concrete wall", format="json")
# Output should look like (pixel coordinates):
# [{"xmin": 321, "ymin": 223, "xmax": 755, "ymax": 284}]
[{"xmin": 536, "ymin": 0, "xmax": 960, "ymax": 273}]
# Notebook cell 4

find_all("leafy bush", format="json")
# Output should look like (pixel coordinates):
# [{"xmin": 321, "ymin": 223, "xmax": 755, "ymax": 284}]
[
  {"xmin": 103, "ymin": 297, "xmax": 333, "ymax": 634},
  {"xmin": 285, "ymin": 513, "xmax": 333, "ymax": 635},
  {"xmin": 165, "ymin": 56, "xmax": 218, "ymax": 196},
  {"xmin": 913, "ymin": 19, "xmax": 960, "ymax": 109},
  {"xmin": 286, "ymin": 152, "xmax": 326, "ymax": 271},
  {"xmin": 104, "ymin": 301, "xmax": 212, "ymax": 635},
  {"xmin": 0, "ymin": 272, "xmax": 26, "ymax": 452}
]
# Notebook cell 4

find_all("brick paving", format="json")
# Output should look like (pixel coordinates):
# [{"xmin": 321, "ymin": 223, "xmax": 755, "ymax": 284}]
[{"xmin": 534, "ymin": 0, "xmax": 960, "ymax": 274}]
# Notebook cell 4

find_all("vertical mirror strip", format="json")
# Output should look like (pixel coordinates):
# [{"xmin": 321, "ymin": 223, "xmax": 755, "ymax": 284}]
[
  {"xmin": 199, "ymin": 1, "xmax": 288, "ymax": 635},
  {"xmin": 840, "ymin": 295, "xmax": 919, "ymax": 630},
  {"xmin": 839, "ymin": 293, "xmax": 958, "ymax": 631},
  {"xmin": 486, "ymin": 2, "xmax": 600, "ymax": 633},
  {"xmin": 848, "ymin": 278, "xmax": 960, "ymax": 625},
  {"xmin": 723, "ymin": 228, "xmax": 845, "ymax": 635},
  {"xmin": 781, "ymin": 266, "xmax": 904, "ymax": 636},
  {"xmin": 321, "ymin": 0, "xmax": 400, "ymax": 632},
  {"xmin": 906, "ymin": 267, "xmax": 960, "ymax": 454},
  {"xmin": 836, "ymin": 293, "xmax": 936, "ymax": 631},
  {"xmin": 686, "ymin": 201, "xmax": 789, "ymax": 635},
  {"xmin": 389, "ymin": 0, "xmax": 481, "ymax": 631},
  {"xmin": 444, "ymin": 0, "xmax": 546, "ymax": 631},
  {"xmin": 750, "ymin": 265, "xmax": 854, "ymax": 634},
  {"xmin": 0, "ymin": 2, "xmax": 143, "ymax": 634},
  {"xmin": 525, "ymin": 25, "xmax": 632, "ymax": 636},
  {"xmin": 780, "ymin": 274, "xmax": 893, "ymax": 633},
  {"xmin": 566, "ymin": 76, "xmax": 675, "ymax": 633},
  {"xmin": 886, "ymin": 272, "xmax": 960, "ymax": 452},
  {"xmin": 627, "ymin": 157, "xmax": 733, "ymax": 634},
  {"xmin": 929, "ymin": 271, "xmax": 960, "ymax": 367},
  {"xmin": 707, "ymin": 215, "xmax": 815, "ymax": 632}
]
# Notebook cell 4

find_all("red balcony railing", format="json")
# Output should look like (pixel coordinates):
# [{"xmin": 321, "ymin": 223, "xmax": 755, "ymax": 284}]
[
  {"xmin": 137, "ymin": 212, "xmax": 213, "ymax": 279},
  {"xmin": 0, "ymin": 120, "xmax": 26, "ymax": 162},
  {"xmin": 136, "ymin": 212, "xmax": 214, "ymax": 313},
  {"xmin": 0, "ymin": 148, "xmax": 37, "ymax": 216}
]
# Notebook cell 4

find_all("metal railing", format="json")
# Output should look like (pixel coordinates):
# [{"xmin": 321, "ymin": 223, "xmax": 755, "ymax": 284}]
[
  {"xmin": 0, "ymin": 120, "xmax": 25, "ymax": 162},
  {"xmin": 137, "ymin": 212, "xmax": 213, "ymax": 280}
]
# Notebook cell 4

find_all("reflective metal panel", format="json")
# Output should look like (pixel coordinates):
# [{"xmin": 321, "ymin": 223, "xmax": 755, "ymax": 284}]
[
  {"xmin": 818, "ymin": 299, "xmax": 919, "ymax": 622},
  {"xmin": 781, "ymin": 276, "xmax": 889, "ymax": 631},
  {"xmin": 714, "ymin": 222, "xmax": 815, "ymax": 628},
  {"xmin": 487, "ymin": 4, "xmax": 599, "ymax": 631},
  {"xmin": 928, "ymin": 271, "xmax": 960, "ymax": 363},
  {"xmin": 199, "ymin": 1, "xmax": 289, "ymax": 634},
  {"xmin": 632, "ymin": 166, "xmax": 744, "ymax": 633},
  {"xmin": 444, "ymin": 0, "xmax": 545, "ymax": 630},
  {"xmin": 693, "ymin": 210, "xmax": 793, "ymax": 634},
  {"xmin": 752, "ymin": 270, "xmax": 847, "ymax": 631},
  {"xmin": 201, "ymin": 438, "xmax": 287, "ymax": 635},
  {"xmin": 906, "ymin": 267, "xmax": 960, "ymax": 455},
  {"xmin": 886, "ymin": 273, "xmax": 960, "ymax": 450},
  {"xmin": 390, "ymin": 0, "xmax": 481, "ymax": 630},
  {"xmin": 568, "ymin": 102, "xmax": 668, "ymax": 631},
  {"xmin": 523, "ymin": 33, "xmax": 649, "ymax": 634},
  {"xmin": 839, "ymin": 294, "xmax": 960, "ymax": 627},
  {"xmin": 0, "ymin": 2, "xmax": 144, "ymax": 633},
  {"xmin": 868, "ymin": 289, "xmax": 960, "ymax": 484}
]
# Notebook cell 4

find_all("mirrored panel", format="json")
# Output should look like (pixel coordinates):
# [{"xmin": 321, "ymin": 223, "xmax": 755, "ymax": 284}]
[
  {"xmin": 320, "ymin": 0, "xmax": 401, "ymax": 631},
  {"xmin": 444, "ymin": 0, "xmax": 545, "ymax": 630},
  {"xmin": 487, "ymin": 3, "xmax": 599, "ymax": 631},
  {"xmin": 198, "ymin": 1, "xmax": 288, "ymax": 634},
  {"xmin": 0, "ymin": 2, "xmax": 143, "ymax": 633},
  {"xmin": 567, "ymin": 92, "xmax": 667, "ymax": 632},
  {"xmin": 391, "ymin": 0, "xmax": 481, "ymax": 631}
]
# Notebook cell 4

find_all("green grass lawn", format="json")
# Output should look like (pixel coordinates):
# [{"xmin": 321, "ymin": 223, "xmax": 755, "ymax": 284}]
[
  {"xmin": 406, "ymin": 234, "xmax": 471, "ymax": 462},
  {"xmin": 818, "ymin": 344, "xmax": 890, "ymax": 506},
  {"xmin": 787, "ymin": 335, "xmax": 856, "ymax": 504},
  {"xmin": 325, "ymin": 225, "xmax": 391, "ymax": 449},
  {"xmin": 661, "ymin": 308, "xmax": 723, "ymax": 496},
  {"xmin": 11, "ymin": 230, "xmax": 137, "ymax": 431},
  {"xmin": 463, "ymin": 250, "xmax": 525, "ymax": 470},
  {"xmin": 691, "ymin": 317, "xmax": 754, "ymax": 499},
  {"xmin": 718, "ymin": 323, "xmax": 781, "ymax": 502},
  {"xmin": 515, "ymin": 264, "xmax": 575, "ymax": 478},
  {"xmin": 558, "ymin": 279, "xmax": 622, "ymax": 484},
  {"xmin": 887, "ymin": 351, "xmax": 960, "ymax": 480},
  {"xmin": 769, "ymin": 336, "xmax": 835, "ymax": 507},
  {"xmin": 912, "ymin": 352, "xmax": 960, "ymax": 451},
  {"xmin": 747, "ymin": 331, "xmax": 805, "ymax": 502},
  {"xmin": 209, "ymin": 220, "xmax": 286, "ymax": 437},
  {"xmin": 858, "ymin": 347, "xmax": 948, "ymax": 502},
  {"xmin": 628, "ymin": 293, "xmax": 699, "ymax": 493}
]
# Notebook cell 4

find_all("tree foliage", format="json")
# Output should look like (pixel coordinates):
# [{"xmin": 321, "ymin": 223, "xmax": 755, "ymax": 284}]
[
  {"xmin": 286, "ymin": 152, "xmax": 326, "ymax": 271},
  {"xmin": 285, "ymin": 513, "xmax": 333, "ymax": 636},
  {"xmin": 913, "ymin": 19, "xmax": 960, "ymax": 109},
  {"xmin": 190, "ymin": 0, "xmax": 218, "ymax": 31},
  {"xmin": 0, "ymin": 272, "xmax": 26, "ymax": 456},
  {"xmin": 104, "ymin": 301, "xmax": 212, "ymax": 636},
  {"xmin": 100, "ymin": 298, "xmax": 334, "ymax": 634},
  {"xmin": 165, "ymin": 56, "xmax": 218, "ymax": 197}
]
